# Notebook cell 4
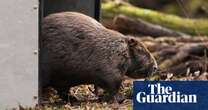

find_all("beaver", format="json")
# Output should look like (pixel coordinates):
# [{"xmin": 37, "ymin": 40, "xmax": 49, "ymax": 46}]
[{"xmin": 40, "ymin": 12, "xmax": 158, "ymax": 102}]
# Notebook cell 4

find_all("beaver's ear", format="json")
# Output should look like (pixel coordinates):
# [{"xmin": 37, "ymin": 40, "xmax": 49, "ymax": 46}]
[{"xmin": 126, "ymin": 38, "xmax": 137, "ymax": 47}]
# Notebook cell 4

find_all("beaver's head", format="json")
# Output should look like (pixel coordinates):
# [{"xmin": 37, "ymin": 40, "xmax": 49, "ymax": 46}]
[{"xmin": 125, "ymin": 37, "xmax": 158, "ymax": 78}]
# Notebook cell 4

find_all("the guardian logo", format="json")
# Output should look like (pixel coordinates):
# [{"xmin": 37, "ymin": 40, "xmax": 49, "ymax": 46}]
[
  {"xmin": 136, "ymin": 83, "xmax": 197, "ymax": 103},
  {"xmin": 133, "ymin": 81, "xmax": 208, "ymax": 110}
]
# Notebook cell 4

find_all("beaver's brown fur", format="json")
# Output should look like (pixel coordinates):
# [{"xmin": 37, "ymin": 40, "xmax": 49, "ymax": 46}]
[{"xmin": 40, "ymin": 12, "xmax": 157, "ymax": 101}]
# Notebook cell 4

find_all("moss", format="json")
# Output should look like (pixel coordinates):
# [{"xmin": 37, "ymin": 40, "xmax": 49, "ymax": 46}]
[{"xmin": 102, "ymin": 2, "xmax": 208, "ymax": 35}]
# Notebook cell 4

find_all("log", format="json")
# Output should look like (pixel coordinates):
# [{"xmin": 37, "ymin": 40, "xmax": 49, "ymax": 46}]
[
  {"xmin": 140, "ymin": 37, "xmax": 208, "ymax": 52},
  {"xmin": 136, "ymin": 36, "xmax": 208, "ymax": 77},
  {"xmin": 153, "ymin": 47, "xmax": 178, "ymax": 63},
  {"xmin": 155, "ymin": 37, "xmax": 208, "ymax": 43},
  {"xmin": 113, "ymin": 15, "xmax": 188, "ymax": 37},
  {"xmin": 102, "ymin": 1, "xmax": 208, "ymax": 35},
  {"xmin": 168, "ymin": 59, "xmax": 208, "ymax": 76},
  {"xmin": 159, "ymin": 43, "xmax": 208, "ymax": 70}
]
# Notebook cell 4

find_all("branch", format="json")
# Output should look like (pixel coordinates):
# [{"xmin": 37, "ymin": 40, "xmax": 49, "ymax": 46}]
[{"xmin": 113, "ymin": 15, "xmax": 188, "ymax": 37}]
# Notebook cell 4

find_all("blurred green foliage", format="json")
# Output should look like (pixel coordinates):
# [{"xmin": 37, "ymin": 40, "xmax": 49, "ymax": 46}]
[{"xmin": 128, "ymin": 0, "xmax": 208, "ymax": 18}]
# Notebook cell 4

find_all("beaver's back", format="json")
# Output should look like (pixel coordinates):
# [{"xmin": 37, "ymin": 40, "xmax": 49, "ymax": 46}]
[{"xmin": 42, "ymin": 12, "xmax": 105, "ymax": 42}]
